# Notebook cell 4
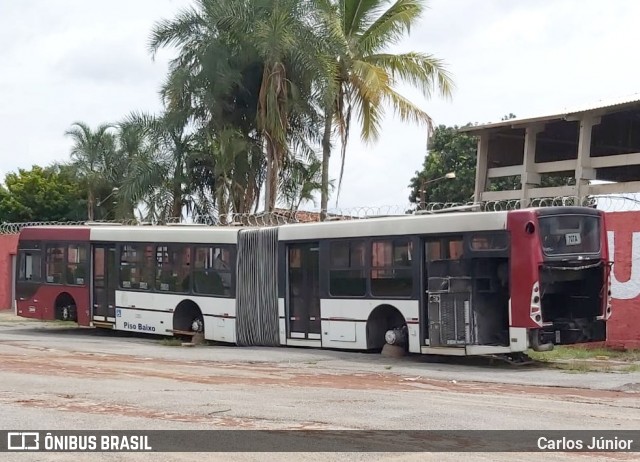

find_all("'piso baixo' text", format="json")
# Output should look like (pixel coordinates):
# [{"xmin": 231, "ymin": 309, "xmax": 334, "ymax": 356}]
[{"xmin": 122, "ymin": 322, "xmax": 156, "ymax": 332}]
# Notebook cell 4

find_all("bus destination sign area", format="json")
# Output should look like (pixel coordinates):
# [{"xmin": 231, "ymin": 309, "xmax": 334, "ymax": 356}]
[{"xmin": 2, "ymin": 431, "xmax": 638, "ymax": 452}]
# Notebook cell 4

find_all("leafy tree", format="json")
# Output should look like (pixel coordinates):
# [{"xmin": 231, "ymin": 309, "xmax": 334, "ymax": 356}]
[
  {"xmin": 408, "ymin": 125, "xmax": 477, "ymax": 205},
  {"xmin": 150, "ymin": 0, "xmax": 332, "ymax": 212},
  {"xmin": 317, "ymin": 0, "xmax": 453, "ymax": 216},
  {"xmin": 0, "ymin": 165, "xmax": 87, "ymax": 222},
  {"xmin": 66, "ymin": 122, "xmax": 118, "ymax": 220},
  {"xmin": 409, "ymin": 122, "xmax": 576, "ymax": 206},
  {"xmin": 117, "ymin": 111, "xmax": 197, "ymax": 222},
  {"xmin": 280, "ymin": 155, "xmax": 330, "ymax": 212}
]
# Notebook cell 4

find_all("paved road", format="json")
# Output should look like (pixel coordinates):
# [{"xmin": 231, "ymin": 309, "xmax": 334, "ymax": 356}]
[{"xmin": 0, "ymin": 316, "xmax": 639, "ymax": 461}]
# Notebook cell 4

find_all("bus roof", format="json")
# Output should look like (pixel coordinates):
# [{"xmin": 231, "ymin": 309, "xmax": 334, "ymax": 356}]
[
  {"xmin": 90, "ymin": 226, "xmax": 239, "ymax": 244},
  {"xmin": 278, "ymin": 210, "xmax": 508, "ymax": 241},
  {"xmin": 19, "ymin": 226, "xmax": 90, "ymax": 241}
]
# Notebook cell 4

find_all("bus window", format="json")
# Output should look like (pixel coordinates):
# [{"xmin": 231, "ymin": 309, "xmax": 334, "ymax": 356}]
[
  {"xmin": 329, "ymin": 240, "xmax": 366, "ymax": 297},
  {"xmin": 155, "ymin": 245, "xmax": 191, "ymax": 293},
  {"xmin": 45, "ymin": 245, "xmax": 65, "ymax": 284},
  {"xmin": 426, "ymin": 238, "xmax": 463, "ymax": 261},
  {"xmin": 449, "ymin": 240, "xmax": 463, "ymax": 259},
  {"xmin": 470, "ymin": 233, "xmax": 508, "ymax": 251},
  {"xmin": 371, "ymin": 239, "xmax": 413, "ymax": 297},
  {"xmin": 120, "ymin": 244, "xmax": 154, "ymax": 290},
  {"xmin": 426, "ymin": 240, "xmax": 442, "ymax": 260},
  {"xmin": 193, "ymin": 246, "xmax": 232, "ymax": 296},
  {"xmin": 18, "ymin": 250, "xmax": 41, "ymax": 282},
  {"xmin": 539, "ymin": 214, "xmax": 601, "ymax": 256},
  {"xmin": 66, "ymin": 244, "xmax": 88, "ymax": 285}
]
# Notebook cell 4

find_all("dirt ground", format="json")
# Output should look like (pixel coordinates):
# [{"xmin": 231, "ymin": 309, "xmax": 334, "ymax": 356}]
[{"xmin": 0, "ymin": 313, "xmax": 639, "ymax": 461}]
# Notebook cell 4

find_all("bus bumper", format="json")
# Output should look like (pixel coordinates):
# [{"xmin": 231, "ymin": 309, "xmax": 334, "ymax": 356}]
[{"xmin": 538, "ymin": 319, "xmax": 607, "ymax": 345}]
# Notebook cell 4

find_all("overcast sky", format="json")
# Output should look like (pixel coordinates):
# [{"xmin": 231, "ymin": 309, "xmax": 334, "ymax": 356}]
[{"xmin": 1, "ymin": 0, "xmax": 639, "ymax": 212}]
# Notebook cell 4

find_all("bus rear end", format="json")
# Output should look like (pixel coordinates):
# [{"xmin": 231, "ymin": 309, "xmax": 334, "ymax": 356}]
[
  {"xmin": 508, "ymin": 207, "xmax": 610, "ymax": 351},
  {"xmin": 15, "ymin": 226, "xmax": 91, "ymax": 326}
]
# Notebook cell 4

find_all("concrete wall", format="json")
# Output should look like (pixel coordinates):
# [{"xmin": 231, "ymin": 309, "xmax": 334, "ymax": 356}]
[
  {"xmin": 0, "ymin": 215, "xmax": 639, "ymax": 348},
  {"xmin": 0, "ymin": 234, "xmax": 18, "ymax": 311}
]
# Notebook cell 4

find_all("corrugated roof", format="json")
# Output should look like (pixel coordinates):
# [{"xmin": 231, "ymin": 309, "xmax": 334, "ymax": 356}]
[{"xmin": 460, "ymin": 93, "xmax": 640, "ymax": 133}]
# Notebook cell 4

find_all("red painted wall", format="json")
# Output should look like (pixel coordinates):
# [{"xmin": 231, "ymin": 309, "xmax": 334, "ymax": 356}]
[
  {"xmin": 605, "ymin": 212, "xmax": 640, "ymax": 349},
  {"xmin": 0, "ymin": 234, "xmax": 19, "ymax": 310}
]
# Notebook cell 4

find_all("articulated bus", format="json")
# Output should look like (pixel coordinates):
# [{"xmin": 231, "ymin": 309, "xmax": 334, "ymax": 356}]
[{"xmin": 15, "ymin": 206, "xmax": 611, "ymax": 358}]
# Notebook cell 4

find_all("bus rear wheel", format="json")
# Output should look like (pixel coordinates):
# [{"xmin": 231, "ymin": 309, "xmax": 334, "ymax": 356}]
[
  {"xmin": 366, "ymin": 305, "xmax": 407, "ymax": 352},
  {"xmin": 58, "ymin": 304, "xmax": 76, "ymax": 322},
  {"xmin": 191, "ymin": 316, "xmax": 204, "ymax": 334}
]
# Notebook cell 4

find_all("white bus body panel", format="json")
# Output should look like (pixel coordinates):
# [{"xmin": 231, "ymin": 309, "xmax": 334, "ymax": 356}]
[
  {"xmin": 319, "ymin": 299, "xmax": 420, "ymax": 353},
  {"xmin": 278, "ymin": 212, "xmax": 507, "ymax": 241},
  {"xmin": 278, "ymin": 298, "xmax": 287, "ymax": 345},
  {"xmin": 115, "ymin": 306, "xmax": 172, "ymax": 335},
  {"xmin": 115, "ymin": 290, "xmax": 236, "ymax": 342}
]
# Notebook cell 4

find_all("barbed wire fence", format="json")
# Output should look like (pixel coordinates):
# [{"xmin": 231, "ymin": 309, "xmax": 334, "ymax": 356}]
[{"xmin": 2, "ymin": 195, "xmax": 640, "ymax": 235}]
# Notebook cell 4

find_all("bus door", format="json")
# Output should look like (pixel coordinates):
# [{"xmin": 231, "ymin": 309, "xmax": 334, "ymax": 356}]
[
  {"xmin": 287, "ymin": 242, "xmax": 321, "ymax": 340},
  {"xmin": 92, "ymin": 244, "xmax": 117, "ymax": 324},
  {"xmin": 423, "ymin": 236, "xmax": 472, "ymax": 347}
]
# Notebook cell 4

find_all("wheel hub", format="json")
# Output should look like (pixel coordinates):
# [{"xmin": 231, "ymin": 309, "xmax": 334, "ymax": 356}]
[{"xmin": 191, "ymin": 318, "xmax": 204, "ymax": 333}]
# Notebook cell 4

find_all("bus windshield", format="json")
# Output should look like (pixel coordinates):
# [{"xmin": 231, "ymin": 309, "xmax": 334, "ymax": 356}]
[{"xmin": 539, "ymin": 214, "xmax": 601, "ymax": 256}]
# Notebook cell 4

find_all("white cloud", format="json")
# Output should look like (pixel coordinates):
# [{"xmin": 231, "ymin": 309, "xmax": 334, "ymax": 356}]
[{"xmin": 1, "ymin": 0, "xmax": 639, "ymax": 211}]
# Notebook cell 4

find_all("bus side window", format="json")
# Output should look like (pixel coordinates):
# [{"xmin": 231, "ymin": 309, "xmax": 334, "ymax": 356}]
[
  {"xmin": 19, "ymin": 250, "xmax": 41, "ymax": 282},
  {"xmin": 45, "ymin": 245, "xmax": 65, "ymax": 284},
  {"xmin": 449, "ymin": 240, "xmax": 464, "ymax": 259}
]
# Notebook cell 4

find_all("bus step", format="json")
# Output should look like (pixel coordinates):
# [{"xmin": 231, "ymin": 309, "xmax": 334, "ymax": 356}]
[
  {"xmin": 93, "ymin": 321, "xmax": 114, "ymax": 329},
  {"xmin": 167, "ymin": 329, "xmax": 197, "ymax": 336}
]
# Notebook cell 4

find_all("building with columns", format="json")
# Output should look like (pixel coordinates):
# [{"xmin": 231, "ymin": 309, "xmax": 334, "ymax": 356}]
[{"xmin": 460, "ymin": 95, "xmax": 640, "ymax": 204}]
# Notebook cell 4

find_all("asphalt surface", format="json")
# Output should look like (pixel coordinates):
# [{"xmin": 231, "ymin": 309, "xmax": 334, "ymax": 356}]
[{"xmin": 0, "ymin": 314, "xmax": 639, "ymax": 461}]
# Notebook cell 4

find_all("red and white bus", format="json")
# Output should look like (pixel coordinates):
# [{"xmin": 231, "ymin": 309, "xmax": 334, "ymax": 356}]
[{"xmin": 15, "ymin": 206, "xmax": 611, "ymax": 357}]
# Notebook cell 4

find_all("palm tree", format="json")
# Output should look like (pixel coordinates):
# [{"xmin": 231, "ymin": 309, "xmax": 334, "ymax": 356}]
[
  {"xmin": 317, "ymin": 0, "xmax": 454, "ymax": 217},
  {"xmin": 280, "ymin": 155, "xmax": 328, "ymax": 212},
  {"xmin": 188, "ymin": 128, "xmax": 260, "ymax": 221},
  {"xmin": 118, "ymin": 111, "xmax": 197, "ymax": 223},
  {"xmin": 65, "ymin": 122, "xmax": 116, "ymax": 220},
  {"xmin": 150, "ymin": 0, "xmax": 334, "ymax": 212}
]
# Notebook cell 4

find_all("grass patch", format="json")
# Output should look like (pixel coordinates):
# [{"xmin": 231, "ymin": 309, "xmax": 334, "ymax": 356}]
[
  {"xmin": 555, "ymin": 361, "xmax": 593, "ymax": 373},
  {"xmin": 528, "ymin": 346, "xmax": 640, "ymax": 362},
  {"xmin": 384, "ymin": 365, "xmax": 393, "ymax": 370},
  {"xmin": 621, "ymin": 364, "xmax": 640, "ymax": 373},
  {"xmin": 160, "ymin": 338, "xmax": 183, "ymax": 347}
]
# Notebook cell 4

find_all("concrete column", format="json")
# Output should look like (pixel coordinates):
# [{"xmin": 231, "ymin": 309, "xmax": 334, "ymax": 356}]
[
  {"xmin": 474, "ymin": 134, "xmax": 489, "ymax": 203},
  {"xmin": 575, "ymin": 115, "xmax": 600, "ymax": 200},
  {"xmin": 520, "ymin": 125, "xmax": 544, "ymax": 207}
]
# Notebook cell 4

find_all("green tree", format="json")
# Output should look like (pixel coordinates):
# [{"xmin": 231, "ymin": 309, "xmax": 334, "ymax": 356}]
[
  {"xmin": 318, "ymin": 0, "xmax": 453, "ymax": 216},
  {"xmin": 66, "ymin": 122, "xmax": 117, "ymax": 220},
  {"xmin": 409, "ymin": 122, "xmax": 577, "ymax": 206},
  {"xmin": 0, "ymin": 165, "xmax": 86, "ymax": 222},
  {"xmin": 408, "ymin": 125, "xmax": 477, "ymax": 205},
  {"xmin": 117, "ymin": 111, "xmax": 197, "ymax": 222},
  {"xmin": 280, "ymin": 155, "xmax": 329, "ymax": 212},
  {"xmin": 150, "ymin": 0, "xmax": 332, "ymax": 212}
]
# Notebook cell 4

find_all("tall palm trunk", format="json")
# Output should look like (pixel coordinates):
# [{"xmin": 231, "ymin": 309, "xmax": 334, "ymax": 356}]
[
  {"xmin": 87, "ymin": 189, "xmax": 95, "ymax": 221},
  {"xmin": 320, "ymin": 105, "xmax": 333, "ymax": 221},
  {"xmin": 259, "ymin": 62, "xmax": 288, "ymax": 212},
  {"xmin": 264, "ymin": 141, "xmax": 274, "ymax": 212},
  {"xmin": 171, "ymin": 185, "xmax": 182, "ymax": 220}
]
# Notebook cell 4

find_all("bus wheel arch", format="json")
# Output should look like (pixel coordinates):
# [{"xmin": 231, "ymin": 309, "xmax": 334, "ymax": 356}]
[
  {"xmin": 366, "ymin": 304, "xmax": 407, "ymax": 351},
  {"xmin": 54, "ymin": 293, "xmax": 77, "ymax": 322},
  {"xmin": 173, "ymin": 300, "xmax": 204, "ymax": 334}
]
